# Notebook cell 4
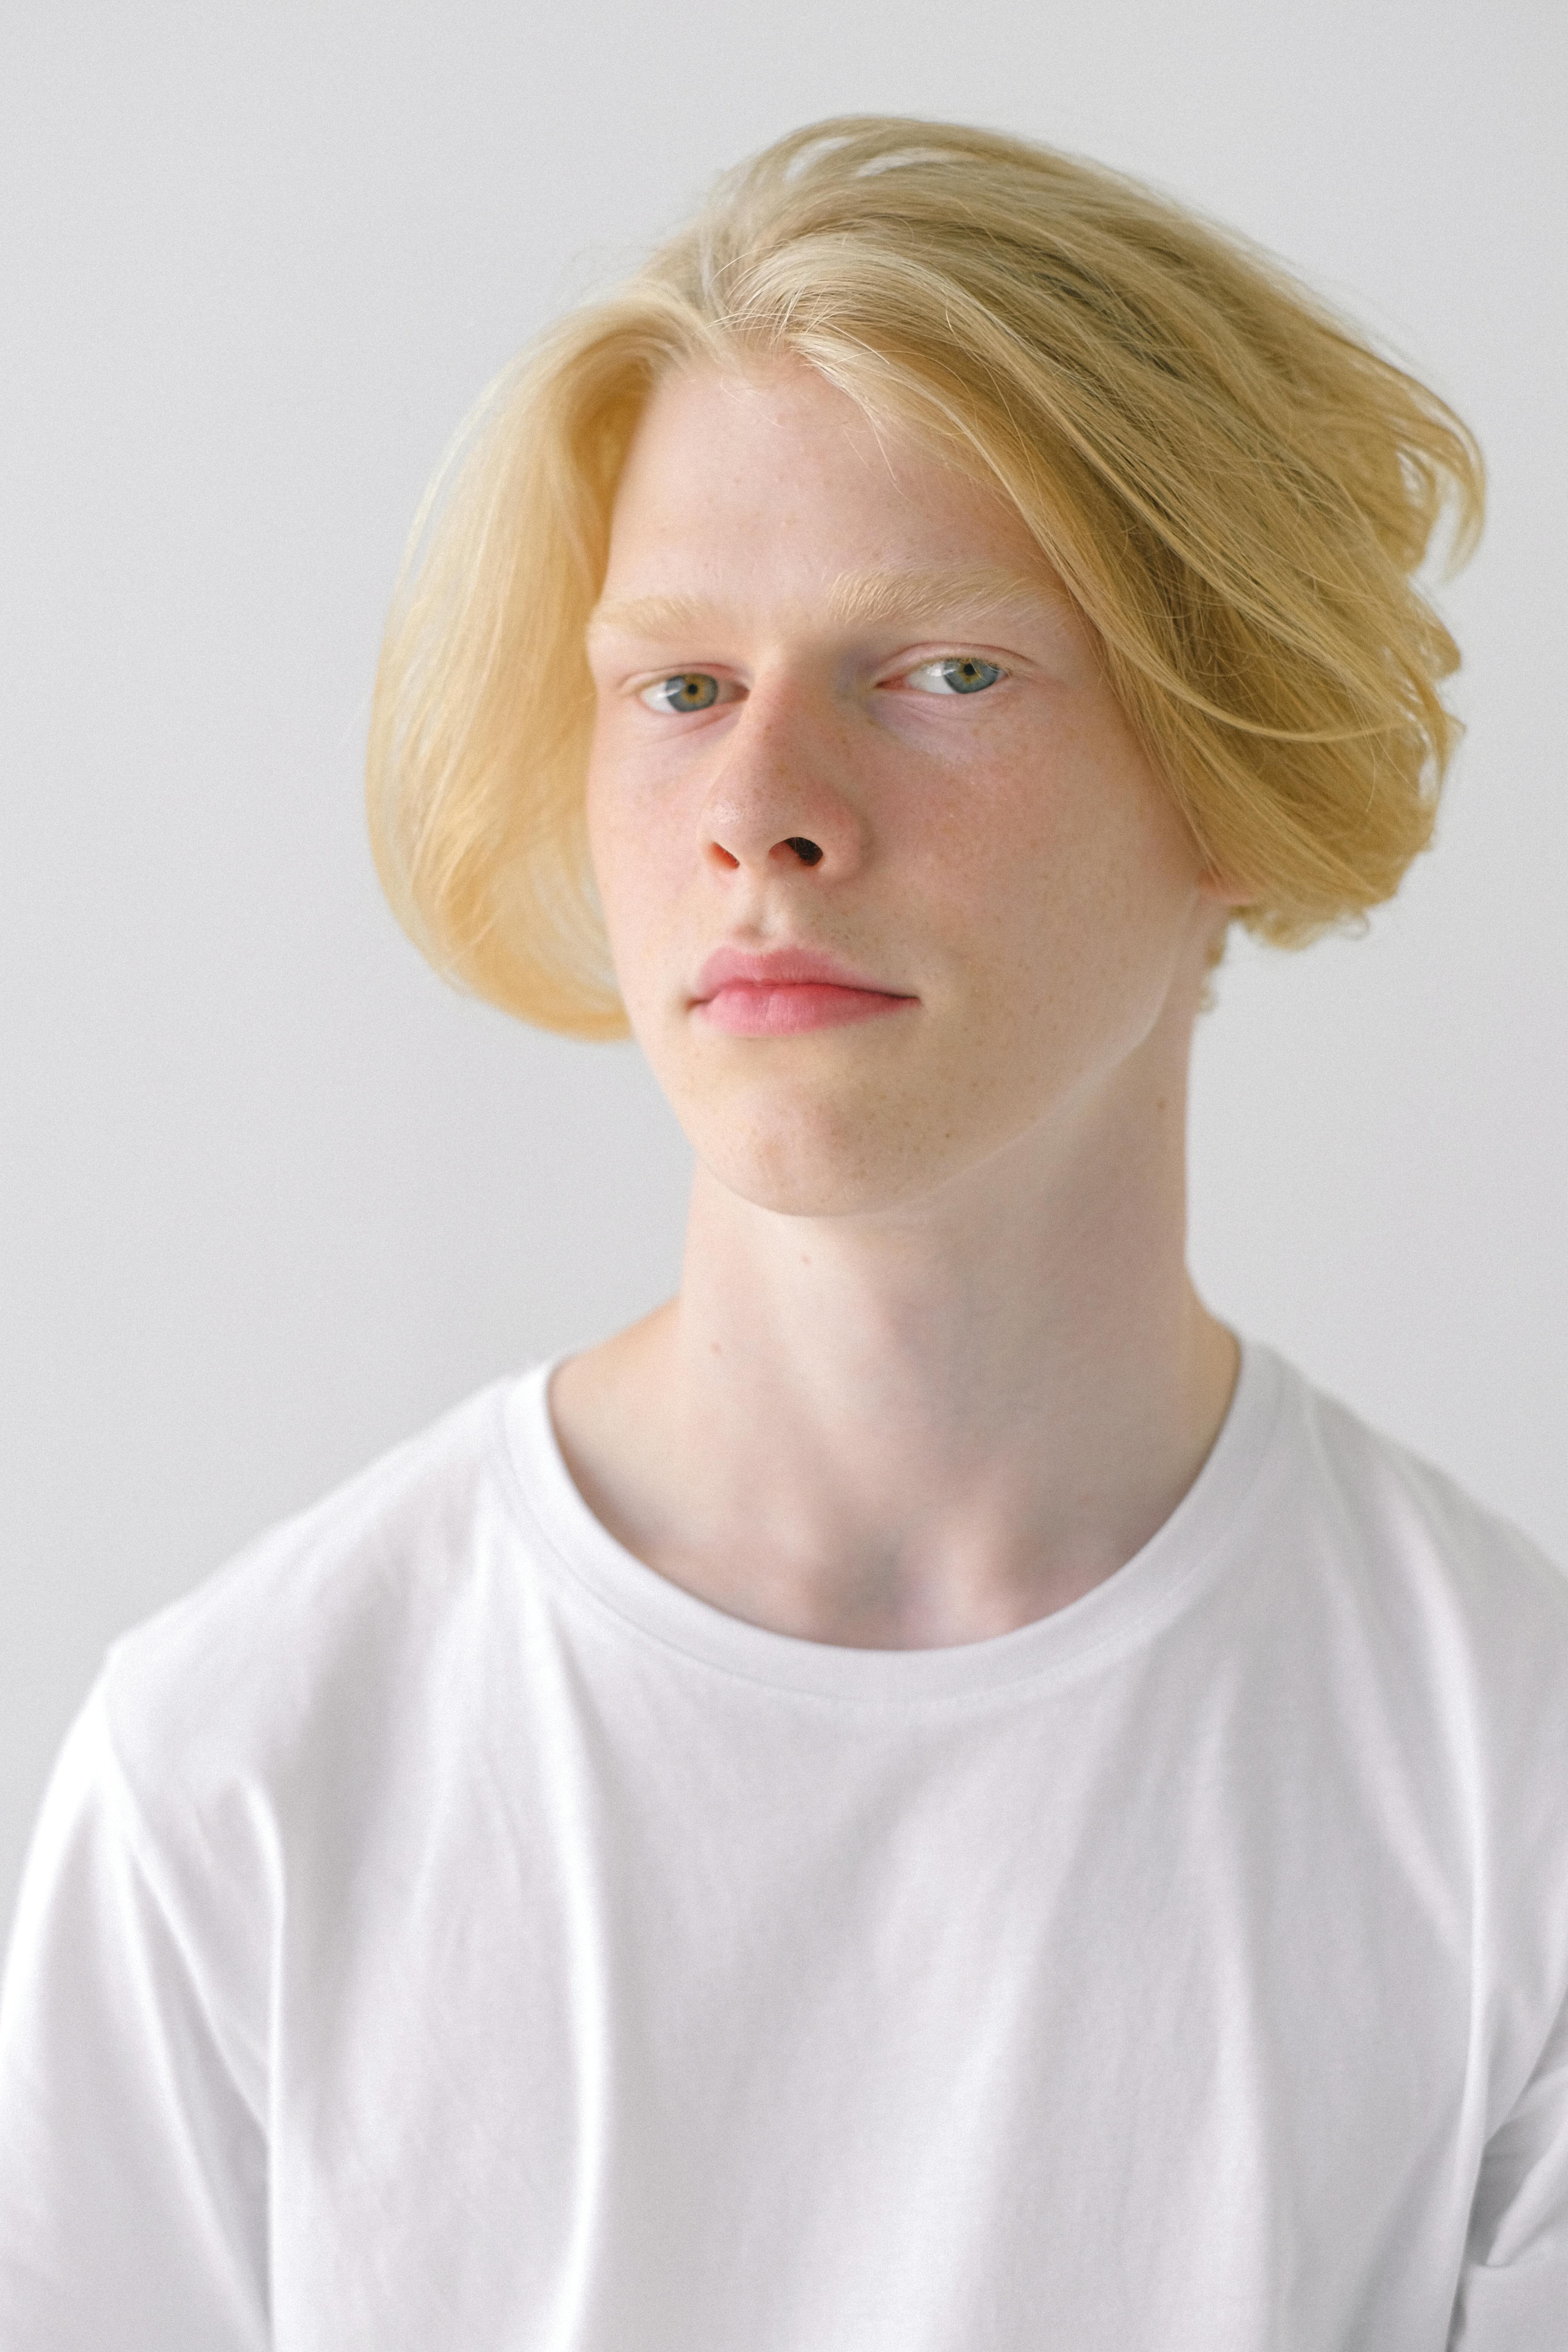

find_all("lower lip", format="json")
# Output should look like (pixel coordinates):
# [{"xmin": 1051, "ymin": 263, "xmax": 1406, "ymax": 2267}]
[{"xmin": 698, "ymin": 983, "xmax": 917, "ymax": 1037}]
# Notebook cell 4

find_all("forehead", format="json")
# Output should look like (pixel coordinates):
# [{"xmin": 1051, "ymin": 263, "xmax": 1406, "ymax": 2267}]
[{"xmin": 597, "ymin": 358, "xmax": 1057, "ymax": 614}]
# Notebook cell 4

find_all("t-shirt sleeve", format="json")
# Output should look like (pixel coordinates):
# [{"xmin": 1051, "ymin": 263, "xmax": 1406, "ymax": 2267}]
[
  {"xmin": 1449, "ymin": 1987, "xmax": 1568, "ymax": 2349},
  {"xmin": 0, "ymin": 1685, "xmax": 270, "ymax": 2350}
]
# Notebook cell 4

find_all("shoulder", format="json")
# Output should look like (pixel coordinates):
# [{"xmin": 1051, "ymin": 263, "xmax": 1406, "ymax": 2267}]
[
  {"xmin": 96, "ymin": 1369, "xmax": 544, "ymax": 1809},
  {"xmin": 1253, "ymin": 1343, "xmax": 1568, "ymax": 1757},
  {"xmin": 1276, "ymin": 1348, "xmax": 1564, "ymax": 1620}
]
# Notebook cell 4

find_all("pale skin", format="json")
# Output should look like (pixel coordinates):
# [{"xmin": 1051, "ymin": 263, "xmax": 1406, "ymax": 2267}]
[{"xmin": 550, "ymin": 356, "xmax": 1245, "ymax": 1649}]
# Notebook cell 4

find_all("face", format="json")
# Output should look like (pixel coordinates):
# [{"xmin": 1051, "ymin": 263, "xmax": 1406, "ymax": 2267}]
[{"xmin": 584, "ymin": 358, "xmax": 1228, "ymax": 1219}]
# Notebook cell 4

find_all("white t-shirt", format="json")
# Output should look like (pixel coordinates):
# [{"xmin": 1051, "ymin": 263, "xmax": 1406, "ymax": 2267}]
[{"xmin": 3, "ymin": 1340, "xmax": 1567, "ymax": 2349}]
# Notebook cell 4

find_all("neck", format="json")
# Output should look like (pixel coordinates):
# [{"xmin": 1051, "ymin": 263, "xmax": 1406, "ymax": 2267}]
[{"xmin": 551, "ymin": 1012, "xmax": 1238, "ymax": 1649}]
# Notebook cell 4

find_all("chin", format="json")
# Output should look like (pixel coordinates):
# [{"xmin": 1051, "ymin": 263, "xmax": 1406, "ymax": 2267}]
[
  {"xmin": 681, "ymin": 1087, "xmax": 968, "ymax": 1222},
  {"xmin": 703, "ymin": 1155, "xmax": 938, "ymax": 1222}
]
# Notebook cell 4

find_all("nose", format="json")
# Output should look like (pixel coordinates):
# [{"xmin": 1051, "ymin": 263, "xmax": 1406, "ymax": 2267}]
[{"xmin": 699, "ymin": 689, "xmax": 867, "ymax": 880}]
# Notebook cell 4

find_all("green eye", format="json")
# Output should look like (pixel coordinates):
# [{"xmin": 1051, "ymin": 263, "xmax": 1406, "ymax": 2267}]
[
  {"xmin": 641, "ymin": 672, "xmax": 720, "ymax": 713},
  {"xmin": 907, "ymin": 656, "xmax": 1005, "ymax": 696}
]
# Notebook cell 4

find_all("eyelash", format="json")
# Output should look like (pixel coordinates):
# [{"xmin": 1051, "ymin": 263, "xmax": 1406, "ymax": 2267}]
[{"xmin": 636, "ymin": 655, "xmax": 1008, "ymax": 714}]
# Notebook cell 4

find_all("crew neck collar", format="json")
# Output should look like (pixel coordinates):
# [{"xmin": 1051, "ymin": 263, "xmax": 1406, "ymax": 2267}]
[{"xmin": 495, "ymin": 1335, "xmax": 1287, "ymax": 1707}]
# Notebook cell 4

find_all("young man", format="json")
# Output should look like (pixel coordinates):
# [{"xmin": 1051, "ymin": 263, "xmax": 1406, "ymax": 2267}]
[{"xmin": 3, "ymin": 117, "xmax": 1564, "ymax": 2350}]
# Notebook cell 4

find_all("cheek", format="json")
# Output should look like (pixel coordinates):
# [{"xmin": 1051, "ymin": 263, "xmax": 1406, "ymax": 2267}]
[
  {"xmin": 919, "ymin": 711, "xmax": 1199, "ymax": 1028},
  {"xmin": 582, "ymin": 749, "xmax": 622, "ymax": 919},
  {"xmin": 584, "ymin": 737, "xmax": 707, "ymax": 1049},
  {"xmin": 585, "ymin": 744, "xmax": 660, "ymax": 957},
  {"xmin": 905, "ymin": 712, "xmax": 1094, "ymax": 933}
]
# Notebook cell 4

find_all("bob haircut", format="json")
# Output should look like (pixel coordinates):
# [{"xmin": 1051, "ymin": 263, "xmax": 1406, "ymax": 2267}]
[{"xmin": 366, "ymin": 115, "xmax": 1483, "ymax": 1040}]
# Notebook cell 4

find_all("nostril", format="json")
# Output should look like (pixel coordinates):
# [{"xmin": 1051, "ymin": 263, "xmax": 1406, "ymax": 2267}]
[{"xmin": 785, "ymin": 837, "xmax": 824, "ymax": 867}]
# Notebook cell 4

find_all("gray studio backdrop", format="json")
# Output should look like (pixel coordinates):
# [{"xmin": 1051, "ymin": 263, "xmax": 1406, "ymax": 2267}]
[{"xmin": 4, "ymin": 1, "xmax": 1565, "ymax": 1933}]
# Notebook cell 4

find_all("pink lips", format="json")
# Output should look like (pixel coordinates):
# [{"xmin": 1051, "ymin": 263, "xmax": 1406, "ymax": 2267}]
[{"xmin": 692, "ymin": 946, "xmax": 918, "ymax": 1038}]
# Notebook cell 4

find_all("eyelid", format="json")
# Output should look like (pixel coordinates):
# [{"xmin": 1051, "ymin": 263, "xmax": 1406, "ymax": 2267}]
[
  {"xmin": 634, "ymin": 669, "xmax": 746, "ymax": 713},
  {"xmin": 896, "ymin": 653, "xmax": 1010, "ymax": 695},
  {"xmin": 622, "ymin": 649, "xmax": 1013, "ymax": 709}
]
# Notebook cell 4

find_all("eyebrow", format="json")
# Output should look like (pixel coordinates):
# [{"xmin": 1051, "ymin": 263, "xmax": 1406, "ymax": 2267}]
[{"xmin": 586, "ymin": 564, "xmax": 1065, "ymax": 642}]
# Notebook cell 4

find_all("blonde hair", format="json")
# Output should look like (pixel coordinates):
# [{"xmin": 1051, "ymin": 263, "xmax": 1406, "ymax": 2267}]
[{"xmin": 366, "ymin": 115, "xmax": 1483, "ymax": 1040}]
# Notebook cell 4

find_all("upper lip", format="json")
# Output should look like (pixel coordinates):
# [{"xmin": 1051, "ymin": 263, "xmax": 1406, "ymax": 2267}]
[{"xmin": 691, "ymin": 945, "xmax": 915, "ymax": 1001}]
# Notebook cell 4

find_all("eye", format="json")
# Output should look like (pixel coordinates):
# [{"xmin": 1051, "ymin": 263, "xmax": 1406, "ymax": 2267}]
[
  {"xmin": 903, "ymin": 656, "xmax": 1006, "ymax": 697},
  {"xmin": 639, "ymin": 672, "xmax": 733, "ymax": 714}
]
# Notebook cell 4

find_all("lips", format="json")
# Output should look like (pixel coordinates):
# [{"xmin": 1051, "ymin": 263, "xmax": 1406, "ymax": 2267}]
[{"xmin": 691, "ymin": 946, "xmax": 918, "ymax": 1038}]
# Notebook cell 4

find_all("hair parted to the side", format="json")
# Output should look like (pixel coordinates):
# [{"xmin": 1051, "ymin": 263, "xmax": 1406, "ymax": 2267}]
[{"xmin": 366, "ymin": 115, "xmax": 1483, "ymax": 1039}]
